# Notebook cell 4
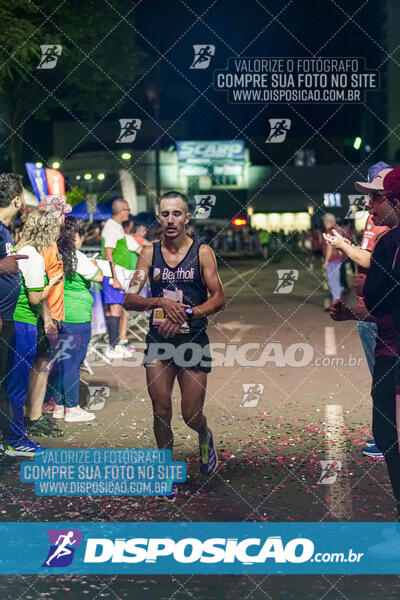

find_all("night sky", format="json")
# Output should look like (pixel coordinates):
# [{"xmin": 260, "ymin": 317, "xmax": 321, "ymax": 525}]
[{"xmin": 16, "ymin": 0, "xmax": 385, "ymax": 166}]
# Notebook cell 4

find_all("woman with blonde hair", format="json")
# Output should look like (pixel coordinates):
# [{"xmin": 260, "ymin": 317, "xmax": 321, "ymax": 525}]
[{"xmin": 5, "ymin": 211, "xmax": 63, "ymax": 457}]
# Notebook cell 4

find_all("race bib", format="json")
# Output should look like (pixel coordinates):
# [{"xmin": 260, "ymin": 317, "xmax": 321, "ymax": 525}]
[{"xmin": 152, "ymin": 289, "xmax": 189, "ymax": 333}]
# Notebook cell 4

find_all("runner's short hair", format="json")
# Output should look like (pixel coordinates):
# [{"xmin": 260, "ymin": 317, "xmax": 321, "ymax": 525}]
[
  {"xmin": 0, "ymin": 173, "xmax": 23, "ymax": 208},
  {"xmin": 159, "ymin": 191, "xmax": 189, "ymax": 211}
]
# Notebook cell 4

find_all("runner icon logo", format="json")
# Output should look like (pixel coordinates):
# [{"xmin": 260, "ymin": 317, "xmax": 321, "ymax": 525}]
[
  {"xmin": 240, "ymin": 383, "xmax": 264, "ymax": 408},
  {"xmin": 190, "ymin": 45, "xmax": 215, "ymax": 69},
  {"xmin": 41, "ymin": 334, "xmax": 78, "ymax": 372},
  {"xmin": 37, "ymin": 45, "xmax": 62, "ymax": 69},
  {"xmin": 116, "ymin": 119, "xmax": 142, "ymax": 143},
  {"xmin": 266, "ymin": 119, "xmax": 291, "ymax": 143},
  {"xmin": 42, "ymin": 529, "xmax": 82, "ymax": 567},
  {"xmin": 88, "ymin": 386, "xmax": 110, "ymax": 411},
  {"xmin": 317, "ymin": 460, "xmax": 342, "ymax": 485},
  {"xmin": 274, "ymin": 270, "xmax": 299, "ymax": 294},
  {"xmin": 346, "ymin": 195, "xmax": 369, "ymax": 219},
  {"xmin": 125, "ymin": 269, "xmax": 146, "ymax": 293},
  {"xmin": 193, "ymin": 195, "xmax": 216, "ymax": 219}
]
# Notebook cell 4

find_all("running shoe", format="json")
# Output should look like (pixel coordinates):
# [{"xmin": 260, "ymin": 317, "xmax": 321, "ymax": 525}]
[
  {"xmin": 105, "ymin": 345, "xmax": 134, "ymax": 359},
  {"xmin": 156, "ymin": 483, "xmax": 178, "ymax": 502},
  {"xmin": 25, "ymin": 415, "xmax": 63, "ymax": 438},
  {"xmin": 362, "ymin": 443, "xmax": 384, "ymax": 459},
  {"xmin": 52, "ymin": 405, "xmax": 65, "ymax": 420},
  {"xmin": 5, "ymin": 437, "xmax": 46, "ymax": 457},
  {"xmin": 114, "ymin": 343, "xmax": 135, "ymax": 357},
  {"xmin": 199, "ymin": 429, "xmax": 218, "ymax": 475},
  {"xmin": 119, "ymin": 340, "xmax": 137, "ymax": 352},
  {"xmin": 365, "ymin": 438, "xmax": 375, "ymax": 447},
  {"xmin": 65, "ymin": 406, "xmax": 96, "ymax": 423},
  {"xmin": 43, "ymin": 397, "xmax": 56, "ymax": 413}
]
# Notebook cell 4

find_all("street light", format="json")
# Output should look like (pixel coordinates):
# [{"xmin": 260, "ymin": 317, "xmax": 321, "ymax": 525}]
[
  {"xmin": 84, "ymin": 173, "xmax": 92, "ymax": 180},
  {"xmin": 35, "ymin": 162, "xmax": 43, "ymax": 168},
  {"xmin": 97, "ymin": 173, "xmax": 105, "ymax": 180},
  {"xmin": 52, "ymin": 161, "xmax": 60, "ymax": 169},
  {"xmin": 121, "ymin": 152, "xmax": 131, "ymax": 160}
]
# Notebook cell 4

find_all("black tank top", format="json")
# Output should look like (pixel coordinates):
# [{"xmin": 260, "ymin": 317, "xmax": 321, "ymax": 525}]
[{"xmin": 149, "ymin": 239, "xmax": 208, "ymax": 332}]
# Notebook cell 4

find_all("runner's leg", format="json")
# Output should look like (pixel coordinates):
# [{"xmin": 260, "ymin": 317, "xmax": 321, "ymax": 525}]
[
  {"xmin": 146, "ymin": 361, "xmax": 177, "ymax": 450},
  {"xmin": 177, "ymin": 368, "xmax": 209, "ymax": 443}
]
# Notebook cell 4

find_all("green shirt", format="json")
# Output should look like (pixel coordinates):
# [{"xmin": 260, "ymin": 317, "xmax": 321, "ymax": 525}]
[
  {"xmin": 63, "ymin": 250, "xmax": 99, "ymax": 323},
  {"xmin": 101, "ymin": 218, "xmax": 131, "ymax": 270},
  {"xmin": 13, "ymin": 245, "xmax": 46, "ymax": 325}
]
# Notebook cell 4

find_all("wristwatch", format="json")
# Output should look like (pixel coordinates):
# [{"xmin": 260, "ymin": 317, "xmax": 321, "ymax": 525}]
[{"xmin": 185, "ymin": 307, "xmax": 194, "ymax": 320}]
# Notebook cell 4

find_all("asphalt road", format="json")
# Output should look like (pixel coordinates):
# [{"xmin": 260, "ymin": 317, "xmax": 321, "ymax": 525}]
[{"xmin": 0, "ymin": 251, "xmax": 396, "ymax": 599}]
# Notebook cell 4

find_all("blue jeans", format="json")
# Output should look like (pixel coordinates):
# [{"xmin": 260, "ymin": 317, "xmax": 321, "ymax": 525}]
[
  {"xmin": 326, "ymin": 261, "xmax": 342, "ymax": 302},
  {"xmin": 357, "ymin": 320, "xmax": 377, "ymax": 376},
  {"xmin": 53, "ymin": 322, "xmax": 91, "ymax": 408},
  {"xmin": 5, "ymin": 321, "xmax": 37, "ymax": 444}
]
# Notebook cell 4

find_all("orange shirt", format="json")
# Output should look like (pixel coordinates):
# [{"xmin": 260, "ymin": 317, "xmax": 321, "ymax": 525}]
[
  {"xmin": 42, "ymin": 243, "xmax": 64, "ymax": 322},
  {"xmin": 131, "ymin": 233, "xmax": 146, "ymax": 247}
]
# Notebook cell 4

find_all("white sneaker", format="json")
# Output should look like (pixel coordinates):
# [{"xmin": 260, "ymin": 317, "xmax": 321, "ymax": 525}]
[
  {"xmin": 65, "ymin": 406, "xmax": 96, "ymax": 423},
  {"xmin": 53, "ymin": 405, "xmax": 65, "ymax": 420},
  {"xmin": 105, "ymin": 345, "xmax": 133, "ymax": 359},
  {"xmin": 119, "ymin": 340, "xmax": 136, "ymax": 352},
  {"xmin": 114, "ymin": 343, "xmax": 135, "ymax": 358},
  {"xmin": 104, "ymin": 346, "xmax": 124, "ymax": 359}
]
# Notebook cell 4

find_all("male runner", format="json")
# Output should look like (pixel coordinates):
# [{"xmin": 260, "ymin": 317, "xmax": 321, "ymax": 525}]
[{"xmin": 124, "ymin": 191, "xmax": 225, "ymax": 484}]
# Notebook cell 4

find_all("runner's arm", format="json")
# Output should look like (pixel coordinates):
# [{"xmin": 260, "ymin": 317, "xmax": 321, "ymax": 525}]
[
  {"xmin": 323, "ymin": 242, "xmax": 332, "ymax": 267},
  {"xmin": 323, "ymin": 230, "xmax": 371, "ymax": 268},
  {"xmin": 123, "ymin": 245, "xmax": 189, "ymax": 323},
  {"xmin": 104, "ymin": 247, "xmax": 122, "ymax": 289},
  {"xmin": 28, "ymin": 272, "xmax": 64, "ymax": 304},
  {"xmin": 329, "ymin": 299, "xmax": 375, "ymax": 322},
  {"xmin": 192, "ymin": 245, "xmax": 226, "ymax": 318},
  {"xmin": 338, "ymin": 244, "xmax": 370, "ymax": 268},
  {"xmin": 122, "ymin": 245, "xmax": 153, "ymax": 310}
]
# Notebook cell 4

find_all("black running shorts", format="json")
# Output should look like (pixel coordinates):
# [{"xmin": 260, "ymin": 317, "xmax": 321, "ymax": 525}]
[{"xmin": 143, "ymin": 329, "xmax": 211, "ymax": 373}]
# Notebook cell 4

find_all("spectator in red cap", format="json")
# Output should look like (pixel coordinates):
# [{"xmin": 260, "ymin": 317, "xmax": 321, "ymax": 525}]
[{"xmin": 362, "ymin": 165, "xmax": 400, "ymax": 519}]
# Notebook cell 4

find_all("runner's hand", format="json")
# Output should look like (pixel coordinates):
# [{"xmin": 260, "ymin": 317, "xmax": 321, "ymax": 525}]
[
  {"xmin": 158, "ymin": 319, "xmax": 181, "ymax": 339},
  {"xmin": 160, "ymin": 298, "xmax": 189, "ymax": 324},
  {"xmin": 48, "ymin": 272, "xmax": 64, "ymax": 287},
  {"xmin": 323, "ymin": 229, "xmax": 346, "ymax": 249},
  {"xmin": 329, "ymin": 299, "xmax": 353, "ymax": 321},
  {"xmin": 0, "ymin": 254, "xmax": 28, "ymax": 276},
  {"xmin": 112, "ymin": 278, "xmax": 122, "ymax": 290},
  {"xmin": 44, "ymin": 320, "xmax": 58, "ymax": 344}
]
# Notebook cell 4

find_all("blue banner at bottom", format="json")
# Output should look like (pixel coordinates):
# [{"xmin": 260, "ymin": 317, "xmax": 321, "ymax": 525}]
[{"xmin": 1, "ymin": 522, "xmax": 400, "ymax": 574}]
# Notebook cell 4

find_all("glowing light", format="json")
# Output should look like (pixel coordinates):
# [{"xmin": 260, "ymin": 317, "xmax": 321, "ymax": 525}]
[
  {"xmin": 97, "ymin": 173, "xmax": 105, "ymax": 180},
  {"xmin": 353, "ymin": 137, "xmax": 362, "ymax": 150},
  {"xmin": 121, "ymin": 152, "xmax": 131, "ymax": 160},
  {"xmin": 51, "ymin": 161, "xmax": 60, "ymax": 169},
  {"xmin": 84, "ymin": 173, "xmax": 92, "ymax": 180},
  {"xmin": 233, "ymin": 218, "xmax": 247, "ymax": 226},
  {"xmin": 35, "ymin": 162, "xmax": 43, "ymax": 168}
]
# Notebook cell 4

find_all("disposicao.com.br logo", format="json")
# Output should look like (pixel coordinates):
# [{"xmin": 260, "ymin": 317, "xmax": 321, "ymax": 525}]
[
  {"xmin": 42, "ymin": 529, "xmax": 82, "ymax": 567},
  {"xmin": 82, "ymin": 536, "xmax": 362, "ymax": 565}
]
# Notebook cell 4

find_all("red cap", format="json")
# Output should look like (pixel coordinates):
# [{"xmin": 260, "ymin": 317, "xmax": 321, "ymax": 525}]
[{"xmin": 383, "ymin": 166, "xmax": 400, "ymax": 197}]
